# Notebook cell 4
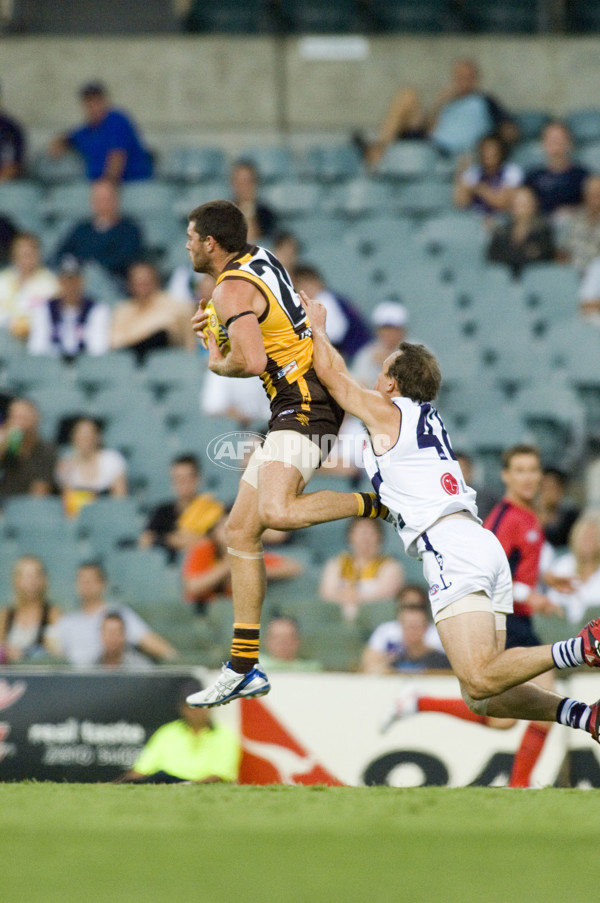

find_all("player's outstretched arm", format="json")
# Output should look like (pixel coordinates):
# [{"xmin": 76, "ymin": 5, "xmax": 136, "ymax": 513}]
[
  {"xmin": 208, "ymin": 279, "xmax": 267, "ymax": 378},
  {"xmin": 299, "ymin": 291, "xmax": 396, "ymax": 441}
]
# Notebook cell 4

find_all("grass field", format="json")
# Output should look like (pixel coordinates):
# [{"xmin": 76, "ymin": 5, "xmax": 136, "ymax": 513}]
[{"xmin": 1, "ymin": 783, "xmax": 596, "ymax": 903}]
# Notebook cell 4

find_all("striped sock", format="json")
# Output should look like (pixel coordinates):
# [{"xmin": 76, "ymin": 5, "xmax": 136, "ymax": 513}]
[
  {"xmin": 552, "ymin": 637, "xmax": 584, "ymax": 669},
  {"xmin": 556, "ymin": 697, "xmax": 591, "ymax": 732},
  {"xmin": 354, "ymin": 492, "xmax": 388, "ymax": 519},
  {"xmin": 230, "ymin": 622, "xmax": 260, "ymax": 674}
]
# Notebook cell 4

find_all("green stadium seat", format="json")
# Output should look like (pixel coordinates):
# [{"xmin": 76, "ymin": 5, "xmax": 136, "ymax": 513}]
[
  {"xmin": 374, "ymin": 142, "xmax": 437, "ymax": 181},
  {"xmin": 0, "ymin": 180, "xmax": 44, "ymax": 231},
  {"xmin": 5, "ymin": 354, "xmax": 69, "ymax": 394},
  {"xmin": 355, "ymin": 600, "xmax": 397, "ymax": 643},
  {"xmin": 144, "ymin": 349, "xmax": 205, "ymax": 400},
  {"xmin": 396, "ymin": 179, "xmax": 454, "ymax": 217},
  {"xmin": 301, "ymin": 145, "xmax": 361, "ymax": 183},
  {"xmin": 238, "ymin": 146, "xmax": 296, "ymax": 184},
  {"xmin": 42, "ymin": 182, "xmax": 91, "ymax": 220},
  {"xmin": 566, "ymin": 109, "xmax": 600, "ymax": 144},
  {"xmin": 31, "ymin": 151, "xmax": 86, "ymax": 184},
  {"xmin": 512, "ymin": 110, "xmax": 551, "ymax": 141},
  {"xmin": 28, "ymin": 386, "xmax": 89, "ymax": 441},
  {"xmin": 510, "ymin": 140, "xmax": 545, "ymax": 170},
  {"xmin": 106, "ymin": 547, "xmax": 181, "ymax": 606},
  {"xmin": 461, "ymin": 0, "xmax": 539, "ymax": 32},
  {"xmin": 183, "ymin": 0, "xmax": 275, "ymax": 33},
  {"xmin": 120, "ymin": 181, "xmax": 177, "ymax": 217},
  {"xmin": 173, "ymin": 181, "xmax": 230, "ymax": 219},
  {"xmin": 158, "ymin": 147, "xmax": 227, "ymax": 184},
  {"xmin": 77, "ymin": 497, "xmax": 142, "ymax": 557},
  {"xmin": 368, "ymin": 0, "xmax": 452, "ymax": 32},
  {"xmin": 521, "ymin": 264, "xmax": 580, "ymax": 327},
  {"xmin": 328, "ymin": 178, "xmax": 397, "ymax": 218},
  {"xmin": 3, "ymin": 496, "xmax": 66, "ymax": 536},
  {"xmin": 263, "ymin": 181, "xmax": 323, "ymax": 218},
  {"xmin": 74, "ymin": 351, "xmax": 139, "ymax": 396},
  {"xmin": 279, "ymin": 0, "xmax": 365, "ymax": 32}
]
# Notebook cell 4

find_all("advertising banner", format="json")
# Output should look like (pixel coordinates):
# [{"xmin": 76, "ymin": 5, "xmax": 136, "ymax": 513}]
[{"xmin": 0, "ymin": 670, "xmax": 198, "ymax": 782}]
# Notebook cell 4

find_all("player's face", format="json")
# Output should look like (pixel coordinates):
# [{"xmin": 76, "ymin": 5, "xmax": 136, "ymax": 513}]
[
  {"xmin": 502, "ymin": 453, "xmax": 542, "ymax": 505},
  {"xmin": 374, "ymin": 352, "xmax": 400, "ymax": 395},
  {"xmin": 186, "ymin": 222, "xmax": 210, "ymax": 273}
]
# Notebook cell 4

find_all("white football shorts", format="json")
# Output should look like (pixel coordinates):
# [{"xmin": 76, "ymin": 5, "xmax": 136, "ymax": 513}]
[
  {"xmin": 415, "ymin": 513, "xmax": 514, "ymax": 622},
  {"xmin": 241, "ymin": 429, "xmax": 322, "ymax": 489}
]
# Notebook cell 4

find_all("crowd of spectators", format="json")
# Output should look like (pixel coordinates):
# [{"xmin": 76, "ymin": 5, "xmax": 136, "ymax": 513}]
[{"xmin": 1, "ymin": 60, "xmax": 600, "ymax": 674}]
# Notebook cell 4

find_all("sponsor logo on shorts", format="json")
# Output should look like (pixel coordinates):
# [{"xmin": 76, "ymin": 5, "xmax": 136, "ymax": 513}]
[
  {"xmin": 440, "ymin": 472, "xmax": 459, "ymax": 495},
  {"xmin": 207, "ymin": 431, "xmax": 265, "ymax": 471},
  {"xmin": 429, "ymin": 584, "xmax": 440, "ymax": 597}
]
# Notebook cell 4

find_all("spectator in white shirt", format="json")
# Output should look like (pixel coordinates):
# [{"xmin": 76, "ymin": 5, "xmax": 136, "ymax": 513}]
[
  {"xmin": 55, "ymin": 416, "xmax": 127, "ymax": 516},
  {"xmin": 0, "ymin": 232, "xmax": 59, "ymax": 341},
  {"xmin": 28, "ymin": 254, "xmax": 110, "ymax": 358},
  {"xmin": 545, "ymin": 512, "xmax": 600, "ymax": 624}
]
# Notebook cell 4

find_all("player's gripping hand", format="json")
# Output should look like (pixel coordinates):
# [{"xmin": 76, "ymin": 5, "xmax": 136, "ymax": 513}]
[
  {"xmin": 298, "ymin": 290, "xmax": 327, "ymax": 332},
  {"xmin": 191, "ymin": 298, "xmax": 210, "ymax": 346},
  {"xmin": 205, "ymin": 329, "xmax": 227, "ymax": 370}
]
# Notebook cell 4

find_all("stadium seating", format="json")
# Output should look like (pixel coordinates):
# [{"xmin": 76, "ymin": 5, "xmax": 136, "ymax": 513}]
[
  {"xmin": 565, "ymin": 109, "xmax": 600, "ymax": 144},
  {"xmin": 77, "ymin": 497, "xmax": 143, "ymax": 558},
  {"xmin": 0, "ymin": 181, "xmax": 44, "ymax": 231},
  {"xmin": 158, "ymin": 147, "xmax": 227, "ymax": 184}
]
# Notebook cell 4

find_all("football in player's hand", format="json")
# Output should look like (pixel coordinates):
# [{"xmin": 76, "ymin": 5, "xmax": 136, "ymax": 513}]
[{"xmin": 202, "ymin": 299, "xmax": 231, "ymax": 354}]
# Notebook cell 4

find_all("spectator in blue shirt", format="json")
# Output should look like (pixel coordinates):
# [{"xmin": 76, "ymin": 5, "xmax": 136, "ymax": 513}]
[
  {"xmin": 49, "ymin": 81, "xmax": 153, "ymax": 183},
  {"xmin": 0, "ymin": 81, "xmax": 25, "ymax": 181},
  {"xmin": 525, "ymin": 122, "xmax": 588, "ymax": 216},
  {"xmin": 53, "ymin": 179, "xmax": 143, "ymax": 283}
]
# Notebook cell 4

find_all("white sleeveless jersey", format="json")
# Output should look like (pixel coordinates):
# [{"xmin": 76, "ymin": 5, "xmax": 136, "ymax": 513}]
[{"xmin": 362, "ymin": 397, "xmax": 479, "ymax": 557}]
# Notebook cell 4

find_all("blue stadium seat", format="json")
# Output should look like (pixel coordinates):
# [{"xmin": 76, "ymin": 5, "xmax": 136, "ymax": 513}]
[
  {"xmin": 81, "ymin": 262, "xmax": 121, "ymax": 306},
  {"xmin": 414, "ymin": 212, "xmax": 487, "ymax": 253},
  {"xmin": 3, "ymin": 496, "xmax": 66, "ymax": 536},
  {"xmin": 106, "ymin": 547, "xmax": 180, "ymax": 605}
]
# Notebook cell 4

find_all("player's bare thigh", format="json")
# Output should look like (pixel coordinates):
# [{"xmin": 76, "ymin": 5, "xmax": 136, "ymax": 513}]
[
  {"xmin": 436, "ymin": 605, "xmax": 503, "ymax": 689},
  {"xmin": 226, "ymin": 476, "xmax": 263, "ymax": 549}
]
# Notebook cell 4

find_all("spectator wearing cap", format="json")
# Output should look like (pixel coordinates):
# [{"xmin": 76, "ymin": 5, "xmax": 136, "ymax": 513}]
[
  {"xmin": 28, "ymin": 255, "xmax": 110, "ymax": 359},
  {"xmin": 0, "ymin": 80, "xmax": 25, "ymax": 181},
  {"xmin": 0, "ymin": 233, "xmax": 59, "ymax": 341},
  {"xmin": 53, "ymin": 179, "xmax": 143, "ymax": 284},
  {"xmin": 48, "ymin": 81, "xmax": 152, "ymax": 183},
  {"xmin": 351, "ymin": 301, "xmax": 409, "ymax": 388}
]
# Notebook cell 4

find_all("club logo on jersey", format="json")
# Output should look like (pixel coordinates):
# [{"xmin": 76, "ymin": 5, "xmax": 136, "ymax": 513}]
[
  {"xmin": 295, "ymin": 413, "xmax": 310, "ymax": 428},
  {"xmin": 276, "ymin": 360, "xmax": 299, "ymax": 381},
  {"xmin": 440, "ymin": 472, "xmax": 459, "ymax": 495}
]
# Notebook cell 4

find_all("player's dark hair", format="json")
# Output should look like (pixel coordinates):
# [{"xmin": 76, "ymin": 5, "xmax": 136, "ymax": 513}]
[
  {"xmin": 387, "ymin": 342, "xmax": 441, "ymax": 403},
  {"xmin": 188, "ymin": 200, "xmax": 248, "ymax": 253},
  {"xmin": 172, "ymin": 453, "xmax": 201, "ymax": 475},
  {"xmin": 103, "ymin": 610, "xmax": 125, "ymax": 625},
  {"xmin": 502, "ymin": 444, "xmax": 541, "ymax": 469},
  {"xmin": 294, "ymin": 263, "xmax": 324, "ymax": 283}
]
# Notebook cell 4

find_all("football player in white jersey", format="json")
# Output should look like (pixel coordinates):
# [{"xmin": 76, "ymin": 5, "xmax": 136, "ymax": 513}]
[{"xmin": 299, "ymin": 289, "xmax": 600, "ymax": 744}]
